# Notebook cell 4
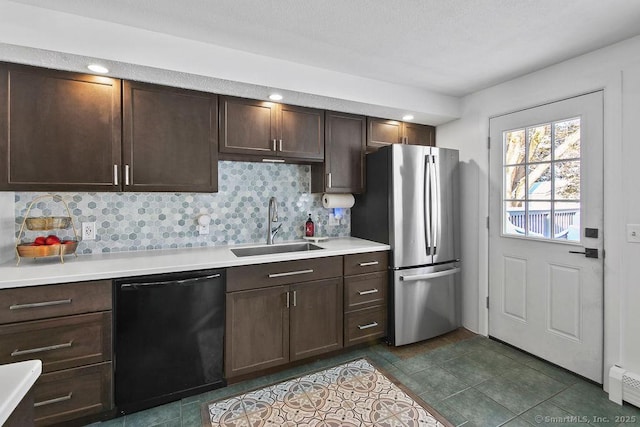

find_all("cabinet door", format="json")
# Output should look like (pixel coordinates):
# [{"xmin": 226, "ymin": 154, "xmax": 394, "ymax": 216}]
[
  {"xmin": 278, "ymin": 104, "xmax": 324, "ymax": 160},
  {"xmin": 404, "ymin": 122, "xmax": 435, "ymax": 146},
  {"xmin": 366, "ymin": 117, "xmax": 403, "ymax": 151},
  {"xmin": 225, "ymin": 286, "xmax": 289, "ymax": 378},
  {"xmin": 0, "ymin": 64, "xmax": 121, "ymax": 191},
  {"xmin": 123, "ymin": 81, "xmax": 218, "ymax": 192},
  {"xmin": 289, "ymin": 278, "xmax": 343, "ymax": 361},
  {"xmin": 314, "ymin": 111, "xmax": 365, "ymax": 194},
  {"xmin": 219, "ymin": 96, "xmax": 277, "ymax": 157}
]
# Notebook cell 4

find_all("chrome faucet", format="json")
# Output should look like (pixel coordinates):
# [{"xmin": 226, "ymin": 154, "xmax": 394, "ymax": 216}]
[{"xmin": 267, "ymin": 197, "xmax": 282, "ymax": 244}]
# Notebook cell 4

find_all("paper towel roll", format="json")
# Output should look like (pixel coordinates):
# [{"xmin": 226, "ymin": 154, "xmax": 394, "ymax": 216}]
[{"xmin": 322, "ymin": 193, "xmax": 355, "ymax": 209}]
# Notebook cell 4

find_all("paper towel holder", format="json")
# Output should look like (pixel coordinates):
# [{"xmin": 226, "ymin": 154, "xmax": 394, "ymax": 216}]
[{"xmin": 321, "ymin": 193, "xmax": 355, "ymax": 209}]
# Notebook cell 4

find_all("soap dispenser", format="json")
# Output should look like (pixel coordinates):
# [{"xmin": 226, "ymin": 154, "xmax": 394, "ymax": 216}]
[{"xmin": 305, "ymin": 214, "xmax": 314, "ymax": 237}]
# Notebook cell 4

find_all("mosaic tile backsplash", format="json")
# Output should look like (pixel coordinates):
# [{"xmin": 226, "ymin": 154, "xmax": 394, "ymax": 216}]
[{"xmin": 15, "ymin": 161, "xmax": 350, "ymax": 254}]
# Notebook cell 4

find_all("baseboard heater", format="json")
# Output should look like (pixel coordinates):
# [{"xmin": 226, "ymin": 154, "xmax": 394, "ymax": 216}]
[{"xmin": 609, "ymin": 366, "xmax": 640, "ymax": 407}]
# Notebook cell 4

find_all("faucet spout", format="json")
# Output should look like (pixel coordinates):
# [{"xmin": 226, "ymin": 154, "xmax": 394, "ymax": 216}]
[{"xmin": 267, "ymin": 197, "xmax": 279, "ymax": 245}]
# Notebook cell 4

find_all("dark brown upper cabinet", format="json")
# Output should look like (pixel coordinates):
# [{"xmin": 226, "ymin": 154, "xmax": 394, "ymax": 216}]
[
  {"xmin": 0, "ymin": 63, "xmax": 122, "ymax": 191},
  {"xmin": 219, "ymin": 95, "xmax": 324, "ymax": 162},
  {"xmin": 311, "ymin": 111, "xmax": 366, "ymax": 194},
  {"xmin": 123, "ymin": 81, "xmax": 218, "ymax": 192},
  {"xmin": 366, "ymin": 117, "xmax": 435, "ymax": 152}
]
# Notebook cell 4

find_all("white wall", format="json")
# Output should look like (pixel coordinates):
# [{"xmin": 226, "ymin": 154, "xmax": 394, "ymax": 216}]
[
  {"xmin": 437, "ymin": 35, "xmax": 640, "ymax": 388},
  {"xmin": 0, "ymin": 192, "xmax": 15, "ymax": 263}
]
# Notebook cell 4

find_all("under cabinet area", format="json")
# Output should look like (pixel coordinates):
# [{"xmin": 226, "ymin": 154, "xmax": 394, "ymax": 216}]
[
  {"xmin": 219, "ymin": 95, "xmax": 324, "ymax": 162},
  {"xmin": 225, "ymin": 256, "xmax": 343, "ymax": 378},
  {"xmin": 0, "ymin": 280, "xmax": 113, "ymax": 426}
]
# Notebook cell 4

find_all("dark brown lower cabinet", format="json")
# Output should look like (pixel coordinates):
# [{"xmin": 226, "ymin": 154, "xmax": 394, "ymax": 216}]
[{"xmin": 225, "ymin": 276, "xmax": 343, "ymax": 379}]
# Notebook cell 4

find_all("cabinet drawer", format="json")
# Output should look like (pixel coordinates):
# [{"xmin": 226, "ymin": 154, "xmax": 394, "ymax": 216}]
[
  {"xmin": 0, "ymin": 312, "xmax": 112, "ymax": 373},
  {"xmin": 344, "ymin": 252, "xmax": 388, "ymax": 276},
  {"xmin": 344, "ymin": 271, "xmax": 387, "ymax": 311},
  {"xmin": 345, "ymin": 307, "xmax": 387, "ymax": 347},
  {"xmin": 0, "ymin": 280, "xmax": 111, "ymax": 324},
  {"xmin": 227, "ymin": 256, "xmax": 343, "ymax": 292},
  {"xmin": 34, "ymin": 362, "xmax": 112, "ymax": 427}
]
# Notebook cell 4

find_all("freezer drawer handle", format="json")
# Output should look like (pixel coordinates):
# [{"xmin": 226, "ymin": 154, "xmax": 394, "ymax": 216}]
[
  {"xmin": 120, "ymin": 273, "xmax": 221, "ymax": 289},
  {"xmin": 358, "ymin": 261, "xmax": 379, "ymax": 267},
  {"xmin": 34, "ymin": 392, "xmax": 73, "ymax": 408},
  {"xmin": 268, "ymin": 269, "xmax": 314, "ymax": 278},
  {"xmin": 11, "ymin": 341, "xmax": 73, "ymax": 357},
  {"xmin": 10, "ymin": 299, "xmax": 72, "ymax": 310},
  {"xmin": 400, "ymin": 267, "xmax": 461, "ymax": 282},
  {"xmin": 358, "ymin": 322, "xmax": 378, "ymax": 330},
  {"xmin": 358, "ymin": 289, "xmax": 379, "ymax": 296}
]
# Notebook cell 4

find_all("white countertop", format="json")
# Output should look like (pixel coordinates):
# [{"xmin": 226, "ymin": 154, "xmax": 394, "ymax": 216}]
[
  {"xmin": 0, "ymin": 360, "xmax": 42, "ymax": 426},
  {"xmin": 0, "ymin": 237, "xmax": 390, "ymax": 289}
]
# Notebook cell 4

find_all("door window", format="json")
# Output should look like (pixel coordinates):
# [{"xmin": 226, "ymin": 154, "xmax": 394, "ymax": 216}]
[{"xmin": 503, "ymin": 117, "xmax": 581, "ymax": 241}]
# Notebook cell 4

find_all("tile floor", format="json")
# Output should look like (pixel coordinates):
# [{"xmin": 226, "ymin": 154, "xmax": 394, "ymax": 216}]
[{"xmin": 90, "ymin": 329, "xmax": 640, "ymax": 427}]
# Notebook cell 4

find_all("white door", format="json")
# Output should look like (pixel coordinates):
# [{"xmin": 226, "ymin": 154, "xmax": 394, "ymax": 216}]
[{"xmin": 488, "ymin": 91, "xmax": 604, "ymax": 383}]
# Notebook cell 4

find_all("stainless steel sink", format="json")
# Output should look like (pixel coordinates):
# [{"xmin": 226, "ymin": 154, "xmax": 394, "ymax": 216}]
[{"xmin": 231, "ymin": 242, "xmax": 324, "ymax": 257}]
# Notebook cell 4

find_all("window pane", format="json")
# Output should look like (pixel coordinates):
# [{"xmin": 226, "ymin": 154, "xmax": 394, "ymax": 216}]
[
  {"xmin": 504, "ymin": 129, "xmax": 526, "ymax": 165},
  {"xmin": 554, "ymin": 160, "xmax": 580, "ymax": 200},
  {"xmin": 554, "ymin": 202, "xmax": 580, "ymax": 242},
  {"xmin": 505, "ymin": 166, "xmax": 526, "ymax": 199},
  {"xmin": 528, "ymin": 124, "xmax": 552, "ymax": 162},
  {"xmin": 504, "ymin": 201, "xmax": 525, "ymax": 236},
  {"xmin": 528, "ymin": 163, "xmax": 552, "ymax": 200},
  {"xmin": 554, "ymin": 118, "xmax": 580, "ymax": 160},
  {"xmin": 527, "ymin": 202, "xmax": 551, "ymax": 237}
]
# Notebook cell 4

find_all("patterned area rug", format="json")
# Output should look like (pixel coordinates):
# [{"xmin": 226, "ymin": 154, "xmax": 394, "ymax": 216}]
[{"xmin": 201, "ymin": 358, "xmax": 452, "ymax": 427}]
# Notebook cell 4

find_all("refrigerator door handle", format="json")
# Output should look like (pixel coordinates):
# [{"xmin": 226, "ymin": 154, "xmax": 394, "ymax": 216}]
[
  {"xmin": 424, "ymin": 154, "xmax": 432, "ymax": 255},
  {"xmin": 400, "ymin": 267, "xmax": 461, "ymax": 282},
  {"xmin": 431, "ymin": 154, "xmax": 440, "ymax": 255}
]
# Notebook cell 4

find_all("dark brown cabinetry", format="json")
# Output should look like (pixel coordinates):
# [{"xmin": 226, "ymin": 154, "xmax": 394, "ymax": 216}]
[
  {"xmin": 122, "ymin": 81, "xmax": 218, "ymax": 192},
  {"xmin": 311, "ymin": 111, "xmax": 366, "ymax": 194},
  {"xmin": 366, "ymin": 117, "xmax": 435, "ymax": 152},
  {"xmin": 343, "ymin": 251, "xmax": 389, "ymax": 347},
  {"xmin": 0, "ymin": 63, "xmax": 121, "ymax": 191},
  {"xmin": 219, "ymin": 96, "xmax": 324, "ymax": 162},
  {"xmin": 0, "ymin": 280, "xmax": 113, "ymax": 426},
  {"xmin": 225, "ymin": 257, "xmax": 343, "ymax": 378}
]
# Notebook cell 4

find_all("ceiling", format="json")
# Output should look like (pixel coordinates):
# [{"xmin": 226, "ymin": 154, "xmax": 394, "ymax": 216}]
[{"xmin": 8, "ymin": 0, "xmax": 640, "ymax": 97}]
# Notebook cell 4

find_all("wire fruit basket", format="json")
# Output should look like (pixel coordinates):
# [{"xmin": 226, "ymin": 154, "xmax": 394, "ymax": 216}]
[{"xmin": 15, "ymin": 194, "xmax": 79, "ymax": 266}]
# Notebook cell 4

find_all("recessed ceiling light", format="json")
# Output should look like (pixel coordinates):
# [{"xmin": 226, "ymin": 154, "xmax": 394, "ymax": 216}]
[
  {"xmin": 87, "ymin": 64, "xmax": 109, "ymax": 74},
  {"xmin": 402, "ymin": 115, "xmax": 414, "ymax": 121},
  {"xmin": 269, "ymin": 93, "xmax": 283, "ymax": 101}
]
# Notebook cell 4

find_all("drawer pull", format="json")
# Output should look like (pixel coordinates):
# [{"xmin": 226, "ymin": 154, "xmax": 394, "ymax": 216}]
[
  {"xmin": 358, "ymin": 289, "xmax": 379, "ymax": 296},
  {"xmin": 11, "ymin": 341, "xmax": 73, "ymax": 357},
  {"xmin": 268, "ymin": 269, "xmax": 314, "ymax": 278},
  {"xmin": 34, "ymin": 392, "xmax": 72, "ymax": 408},
  {"xmin": 358, "ymin": 322, "xmax": 379, "ymax": 330},
  {"xmin": 359, "ymin": 261, "xmax": 379, "ymax": 267},
  {"xmin": 10, "ymin": 299, "xmax": 72, "ymax": 310}
]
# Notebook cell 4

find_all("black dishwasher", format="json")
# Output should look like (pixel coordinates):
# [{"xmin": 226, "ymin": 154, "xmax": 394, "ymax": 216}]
[{"xmin": 114, "ymin": 269, "xmax": 225, "ymax": 414}]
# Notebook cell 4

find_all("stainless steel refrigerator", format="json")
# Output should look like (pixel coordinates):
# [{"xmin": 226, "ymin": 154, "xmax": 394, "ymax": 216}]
[{"xmin": 352, "ymin": 144, "xmax": 460, "ymax": 346}]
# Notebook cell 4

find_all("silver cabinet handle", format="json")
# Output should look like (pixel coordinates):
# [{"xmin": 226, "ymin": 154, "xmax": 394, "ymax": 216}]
[
  {"xmin": 268, "ymin": 269, "xmax": 314, "ymax": 278},
  {"xmin": 327, "ymin": 173, "xmax": 332, "ymax": 188},
  {"xmin": 358, "ymin": 261, "xmax": 379, "ymax": 267},
  {"xmin": 34, "ymin": 392, "xmax": 72, "ymax": 408},
  {"xmin": 113, "ymin": 164, "xmax": 119, "ymax": 186},
  {"xmin": 125, "ymin": 164, "xmax": 130, "ymax": 186},
  {"xmin": 358, "ymin": 322, "xmax": 378, "ymax": 330},
  {"xmin": 293, "ymin": 290, "xmax": 297, "ymax": 307},
  {"xmin": 279, "ymin": 139, "xmax": 283, "ymax": 151},
  {"xmin": 10, "ymin": 299, "xmax": 72, "ymax": 310},
  {"xmin": 272, "ymin": 139, "xmax": 277, "ymax": 151},
  {"xmin": 358, "ymin": 289, "xmax": 379, "ymax": 296},
  {"xmin": 286, "ymin": 291, "xmax": 290, "ymax": 308},
  {"xmin": 11, "ymin": 341, "xmax": 73, "ymax": 357},
  {"xmin": 400, "ymin": 267, "xmax": 461, "ymax": 282}
]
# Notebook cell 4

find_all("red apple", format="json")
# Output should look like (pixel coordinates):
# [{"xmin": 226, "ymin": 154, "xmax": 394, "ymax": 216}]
[
  {"xmin": 45, "ymin": 235, "xmax": 61, "ymax": 245},
  {"xmin": 34, "ymin": 236, "xmax": 46, "ymax": 245}
]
